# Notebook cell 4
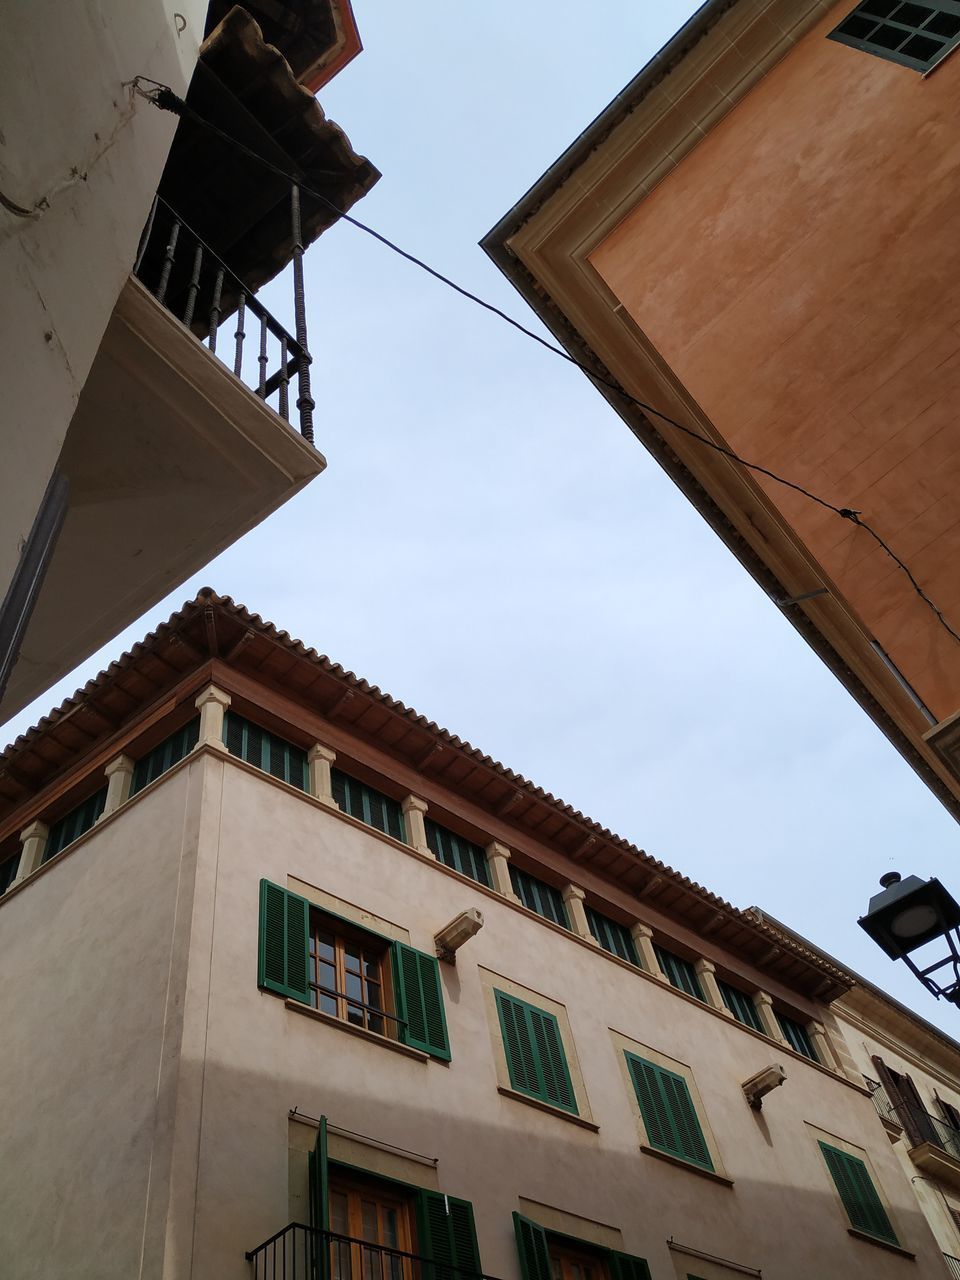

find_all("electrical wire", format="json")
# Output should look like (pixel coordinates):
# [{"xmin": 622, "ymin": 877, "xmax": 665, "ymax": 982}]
[{"xmin": 133, "ymin": 77, "xmax": 960, "ymax": 650}]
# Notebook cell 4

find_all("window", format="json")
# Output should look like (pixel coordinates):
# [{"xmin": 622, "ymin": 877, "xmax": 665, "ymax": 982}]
[
  {"xmin": 513, "ymin": 1212, "xmax": 650, "ymax": 1280},
  {"xmin": 0, "ymin": 851, "xmax": 19, "ymax": 894},
  {"xmin": 43, "ymin": 786, "xmax": 108, "ymax": 862},
  {"xmin": 510, "ymin": 866, "xmax": 569, "ymax": 928},
  {"xmin": 777, "ymin": 1012, "xmax": 819, "ymax": 1062},
  {"xmin": 818, "ymin": 1141, "xmax": 899, "ymax": 1244},
  {"xmin": 306, "ymin": 1116, "xmax": 482, "ymax": 1280},
  {"xmin": 653, "ymin": 946, "xmax": 704, "ymax": 1001},
  {"xmin": 131, "ymin": 717, "xmax": 199, "ymax": 794},
  {"xmin": 940, "ymin": 1097, "xmax": 960, "ymax": 1132},
  {"xmin": 425, "ymin": 818, "xmax": 490, "ymax": 886},
  {"xmin": 717, "ymin": 979, "xmax": 763, "ymax": 1032},
  {"xmin": 586, "ymin": 908, "xmax": 638, "ymax": 964},
  {"xmin": 829, "ymin": 1, "xmax": 960, "ymax": 73},
  {"xmin": 494, "ymin": 988, "xmax": 577, "ymax": 1114},
  {"xmin": 258, "ymin": 880, "xmax": 450, "ymax": 1059},
  {"xmin": 224, "ymin": 712, "xmax": 308, "ymax": 789},
  {"xmin": 332, "ymin": 768, "xmax": 406, "ymax": 842},
  {"xmin": 309, "ymin": 917, "xmax": 393, "ymax": 1037},
  {"xmin": 624, "ymin": 1051, "xmax": 714, "ymax": 1171}
]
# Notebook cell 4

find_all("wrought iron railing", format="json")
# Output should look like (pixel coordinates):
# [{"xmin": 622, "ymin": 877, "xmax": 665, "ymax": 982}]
[
  {"xmin": 945, "ymin": 1253, "xmax": 960, "ymax": 1279},
  {"xmin": 865, "ymin": 1079, "xmax": 960, "ymax": 1161},
  {"xmin": 864, "ymin": 1078, "xmax": 901, "ymax": 1128},
  {"xmin": 133, "ymin": 192, "xmax": 315, "ymax": 443},
  {"xmin": 246, "ymin": 1225, "xmax": 501, "ymax": 1280}
]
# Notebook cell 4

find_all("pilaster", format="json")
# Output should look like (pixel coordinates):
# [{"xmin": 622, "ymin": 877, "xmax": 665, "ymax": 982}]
[{"xmin": 401, "ymin": 795, "xmax": 430, "ymax": 855}]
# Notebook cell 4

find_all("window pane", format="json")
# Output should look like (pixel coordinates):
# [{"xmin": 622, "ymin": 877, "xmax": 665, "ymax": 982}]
[
  {"xmin": 346, "ymin": 971, "xmax": 363, "ymax": 1001},
  {"xmin": 318, "ymin": 932, "xmax": 336, "ymax": 962},
  {"xmin": 320, "ymin": 992, "xmax": 338, "ymax": 1017},
  {"xmin": 347, "ymin": 1002, "xmax": 365, "ymax": 1026},
  {"xmin": 330, "ymin": 1192, "xmax": 349, "ymax": 1234},
  {"xmin": 361, "ymin": 1202, "xmax": 378, "ymax": 1243}
]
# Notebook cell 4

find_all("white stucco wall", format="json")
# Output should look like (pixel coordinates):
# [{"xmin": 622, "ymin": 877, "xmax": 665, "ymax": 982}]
[
  {"xmin": 180, "ymin": 752, "xmax": 947, "ymax": 1280},
  {"xmin": 0, "ymin": 762, "xmax": 205, "ymax": 1280},
  {"xmin": 0, "ymin": 0, "xmax": 205, "ymax": 597}
]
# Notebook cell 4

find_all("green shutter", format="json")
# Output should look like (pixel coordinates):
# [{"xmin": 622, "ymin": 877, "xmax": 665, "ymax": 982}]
[
  {"xmin": 418, "ymin": 1191, "xmax": 481, "ymax": 1280},
  {"xmin": 258, "ymin": 879, "xmax": 311, "ymax": 1002},
  {"xmin": 392, "ymin": 942, "xmax": 450, "ymax": 1060},
  {"xmin": 308, "ymin": 1117, "xmax": 329, "ymax": 1280},
  {"xmin": 625, "ymin": 1052, "xmax": 713, "ymax": 1170},
  {"xmin": 818, "ymin": 1142, "xmax": 898, "ymax": 1243},
  {"xmin": 512, "ymin": 1213, "xmax": 551, "ymax": 1280},
  {"xmin": 494, "ymin": 991, "xmax": 577, "ymax": 1114},
  {"xmin": 496, "ymin": 991, "xmax": 540, "ymax": 1096},
  {"xmin": 608, "ymin": 1251, "xmax": 652, "ymax": 1280}
]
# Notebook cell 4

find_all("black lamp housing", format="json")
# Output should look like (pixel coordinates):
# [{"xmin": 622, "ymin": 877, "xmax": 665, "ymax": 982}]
[{"xmin": 859, "ymin": 872, "xmax": 960, "ymax": 1004}]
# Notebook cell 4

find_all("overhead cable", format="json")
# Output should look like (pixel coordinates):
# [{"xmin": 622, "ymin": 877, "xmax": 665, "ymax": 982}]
[{"xmin": 132, "ymin": 77, "xmax": 960, "ymax": 651}]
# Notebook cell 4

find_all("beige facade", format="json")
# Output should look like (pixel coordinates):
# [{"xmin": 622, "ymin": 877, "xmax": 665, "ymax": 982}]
[{"xmin": 3, "ymin": 592, "xmax": 960, "ymax": 1278}]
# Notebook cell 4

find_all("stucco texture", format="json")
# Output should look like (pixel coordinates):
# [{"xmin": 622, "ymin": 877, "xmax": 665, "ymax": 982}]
[
  {"xmin": 184, "ymin": 755, "xmax": 943, "ymax": 1279},
  {"xmin": 589, "ymin": 6, "xmax": 960, "ymax": 722}
]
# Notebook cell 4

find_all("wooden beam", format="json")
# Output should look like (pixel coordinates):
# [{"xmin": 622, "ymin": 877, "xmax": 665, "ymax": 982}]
[
  {"xmin": 224, "ymin": 628, "xmax": 256, "ymax": 664},
  {"xmin": 758, "ymin": 945, "xmax": 782, "ymax": 967},
  {"xmin": 638, "ymin": 873, "xmax": 665, "ymax": 899},
  {"xmin": 570, "ymin": 832, "xmax": 599, "ymax": 860},
  {"xmin": 204, "ymin": 605, "xmax": 220, "ymax": 657},
  {"xmin": 703, "ymin": 911, "xmax": 726, "ymax": 935},
  {"xmin": 495, "ymin": 789, "xmax": 525, "ymax": 817},
  {"xmin": 326, "ymin": 688, "xmax": 356, "ymax": 720},
  {"xmin": 415, "ymin": 742, "xmax": 446, "ymax": 771}
]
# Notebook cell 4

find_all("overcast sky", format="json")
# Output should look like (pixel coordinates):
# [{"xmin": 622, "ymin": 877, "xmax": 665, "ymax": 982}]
[{"xmin": 6, "ymin": 1, "xmax": 960, "ymax": 1035}]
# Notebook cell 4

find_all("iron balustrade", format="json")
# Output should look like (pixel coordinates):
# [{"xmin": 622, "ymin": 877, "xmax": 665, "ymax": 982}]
[
  {"xmin": 246, "ymin": 1225, "xmax": 503, "ymax": 1280},
  {"xmin": 134, "ymin": 193, "xmax": 315, "ymax": 443},
  {"xmin": 946, "ymin": 1254, "xmax": 960, "ymax": 1280},
  {"xmin": 865, "ymin": 1078, "xmax": 960, "ymax": 1160},
  {"xmin": 864, "ymin": 1078, "xmax": 901, "ymax": 1128}
]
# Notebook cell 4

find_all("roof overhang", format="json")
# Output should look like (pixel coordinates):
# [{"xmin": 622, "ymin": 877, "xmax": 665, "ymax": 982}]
[
  {"xmin": 481, "ymin": 0, "xmax": 960, "ymax": 825},
  {"xmin": 0, "ymin": 589, "xmax": 850, "ymax": 1003}
]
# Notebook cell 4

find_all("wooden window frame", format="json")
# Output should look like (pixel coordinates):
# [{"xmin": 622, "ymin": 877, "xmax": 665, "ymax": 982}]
[
  {"xmin": 224, "ymin": 711, "xmax": 308, "ymax": 791},
  {"xmin": 817, "ymin": 1139, "xmax": 899, "ymax": 1245},
  {"xmin": 309, "ymin": 911, "xmax": 399, "ymax": 1040},
  {"xmin": 332, "ymin": 767, "xmax": 406, "ymax": 842},
  {"xmin": 494, "ymin": 988, "xmax": 579, "ymax": 1115},
  {"xmin": 829, "ymin": 0, "xmax": 960, "ymax": 73}
]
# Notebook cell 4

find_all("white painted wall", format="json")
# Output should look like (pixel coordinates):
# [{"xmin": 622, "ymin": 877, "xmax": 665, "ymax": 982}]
[{"xmin": 0, "ymin": 0, "xmax": 205, "ymax": 598}]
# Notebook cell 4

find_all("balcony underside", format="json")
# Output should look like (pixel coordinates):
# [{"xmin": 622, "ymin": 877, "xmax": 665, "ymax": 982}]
[
  {"xmin": 909, "ymin": 1140, "xmax": 960, "ymax": 1191},
  {"xmin": 0, "ymin": 276, "xmax": 324, "ymax": 721}
]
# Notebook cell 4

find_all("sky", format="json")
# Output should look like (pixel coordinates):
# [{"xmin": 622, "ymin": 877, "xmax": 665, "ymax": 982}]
[{"xmin": 6, "ymin": 0, "xmax": 960, "ymax": 1035}]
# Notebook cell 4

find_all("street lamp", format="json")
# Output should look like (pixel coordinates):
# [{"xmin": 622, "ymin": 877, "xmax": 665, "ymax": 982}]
[{"xmin": 858, "ymin": 873, "xmax": 960, "ymax": 1005}]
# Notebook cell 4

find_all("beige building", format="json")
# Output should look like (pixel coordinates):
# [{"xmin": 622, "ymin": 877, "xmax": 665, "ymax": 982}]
[
  {"xmin": 3, "ymin": 590, "xmax": 960, "ymax": 1278},
  {"xmin": 0, "ymin": 0, "xmax": 376, "ymax": 718}
]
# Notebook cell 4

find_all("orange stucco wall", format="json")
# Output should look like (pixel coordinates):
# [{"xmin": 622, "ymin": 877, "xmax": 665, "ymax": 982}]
[{"xmin": 590, "ymin": 6, "xmax": 960, "ymax": 721}]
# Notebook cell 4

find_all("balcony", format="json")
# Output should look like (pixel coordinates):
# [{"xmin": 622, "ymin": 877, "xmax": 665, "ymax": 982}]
[
  {"xmin": 866, "ymin": 1079, "xmax": 960, "ymax": 1189},
  {"xmin": 134, "ymin": 193, "xmax": 316, "ymax": 442},
  {"xmin": 0, "ymin": 3, "xmax": 379, "ymax": 722},
  {"xmin": 246, "ymin": 1225, "xmax": 500, "ymax": 1280}
]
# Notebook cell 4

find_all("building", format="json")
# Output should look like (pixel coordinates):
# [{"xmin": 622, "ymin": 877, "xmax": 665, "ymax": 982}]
[
  {"xmin": 0, "ymin": 0, "xmax": 377, "ymax": 720},
  {"xmin": 3, "ymin": 588, "xmax": 960, "ymax": 1278},
  {"xmin": 483, "ymin": 0, "xmax": 960, "ymax": 825}
]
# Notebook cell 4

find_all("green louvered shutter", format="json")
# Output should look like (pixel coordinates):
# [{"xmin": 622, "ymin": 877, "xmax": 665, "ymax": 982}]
[
  {"xmin": 529, "ymin": 1007, "xmax": 576, "ymax": 1113},
  {"xmin": 308, "ymin": 1117, "xmax": 329, "ymax": 1280},
  {"xmin": 608, "ymin": 1251, "xmax": 652, "ymax": 1280},
  {"xmin": 625, "ymin": 1053, "xmax": 713, "ymax": 1170},
  {"xmin": 496, "ymin": 992, "xmax": 539, "ymax": 1095},
  {"xmin": 818, "ymin": 1142, "xmax": 898, "ymax": 1243},
  {"xmin": 392, "ymin": 942, "xmax": 450, "ymax": 1060},
  {"xmin": 418, "ymin": 1191, "xmax": 481, "ymax": 1280},
  {"xmin": 258, "ymin": 879, "xmax": 311, "ymax": 1001},
  {"xmin": 495, "ymin": 992, "xmax": 577, "ymax": 1114},
  {"xmin": 512, "ymin": 1213, "xmax": 551, "ymax": 1280}
]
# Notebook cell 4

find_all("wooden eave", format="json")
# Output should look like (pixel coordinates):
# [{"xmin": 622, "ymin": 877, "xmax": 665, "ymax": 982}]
[{"xmin": 0, "ymin": 590, "xmax": 849, "ymax": 1001}]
